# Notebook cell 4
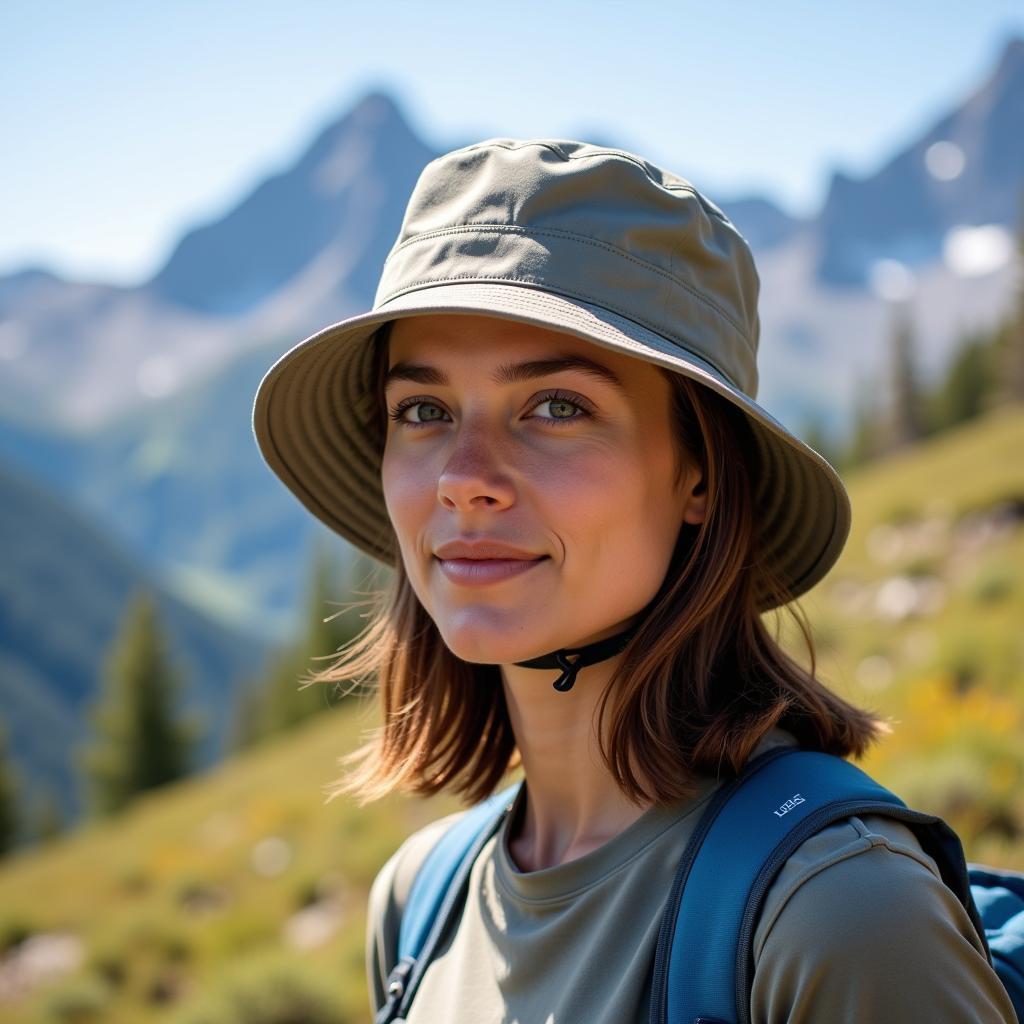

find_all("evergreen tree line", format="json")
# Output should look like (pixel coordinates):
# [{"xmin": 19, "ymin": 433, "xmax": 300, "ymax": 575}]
[
  {"xmin": 224, "ymin": 537, "xmax": 375, "ymax": 753},
  {"xmin": 814, "ymin": 201, "xmax": 1024, "ymax": 472},
  {"xmin": 0, "ymin": 535, "xmax": 369, "ymax": 859},
  {"xmin": 838, "ymin": 286, "xmax": 1024, "ymax": 470}
]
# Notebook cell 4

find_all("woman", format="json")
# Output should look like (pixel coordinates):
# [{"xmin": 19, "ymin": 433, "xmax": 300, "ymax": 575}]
[{"xmin": 252, "ymin": 139, "xmax": 1016, "ymax": 1022}]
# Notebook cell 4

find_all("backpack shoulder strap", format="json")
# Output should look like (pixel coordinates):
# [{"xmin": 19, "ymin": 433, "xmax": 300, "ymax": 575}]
[
  {"xmin": 651, "ymin": 746, "xmax": 986, "ymax": 1024},
  {"xmin": 376, "ymin": 780, "xmax": 522, "ymax": 1024}
]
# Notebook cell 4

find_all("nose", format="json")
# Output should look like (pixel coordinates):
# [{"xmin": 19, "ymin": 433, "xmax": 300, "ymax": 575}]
[{"xmin": 436, "ymin": 425, "xmax": 516, "ymax": 512}]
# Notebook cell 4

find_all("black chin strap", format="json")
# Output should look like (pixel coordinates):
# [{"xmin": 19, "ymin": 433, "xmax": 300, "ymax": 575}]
[{"xmin": 513, "ymin": 623, "xmax": 641, "ymax": 692}]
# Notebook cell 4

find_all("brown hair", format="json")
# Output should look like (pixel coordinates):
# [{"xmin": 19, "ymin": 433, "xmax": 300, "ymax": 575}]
[{"xmin": 313, "ymin": 320, "xmax": 890, "ymax": 809}]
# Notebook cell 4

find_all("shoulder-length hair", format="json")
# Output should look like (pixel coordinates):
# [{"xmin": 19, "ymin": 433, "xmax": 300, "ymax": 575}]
[{"xmin": 312, "ymin": 319, "xmax": 889, "ymax": 809}]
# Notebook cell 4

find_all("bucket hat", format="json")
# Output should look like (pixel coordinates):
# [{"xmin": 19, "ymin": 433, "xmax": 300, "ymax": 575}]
[{"xmin": 252, "ymin": 138, "xmax": 851, "ymax": 610}]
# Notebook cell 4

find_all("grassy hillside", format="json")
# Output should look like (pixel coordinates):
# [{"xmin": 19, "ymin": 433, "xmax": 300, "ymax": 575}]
[
  {"xmin": 0, "ymin": 703, "xmax": 465, "ymax": 1023},
  {"xmin": 0, "ymin": 404, "xmax": 1020, "ymax": 1023},
  {"xmin": 780, "ymin": 402, "xmax": 1024, "ymax": 866}
]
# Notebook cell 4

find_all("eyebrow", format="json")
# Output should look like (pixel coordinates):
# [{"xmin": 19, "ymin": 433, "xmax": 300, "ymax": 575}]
[{"xmin": 383, "ymin": 353, "xmax": 626, "ymax": 393}]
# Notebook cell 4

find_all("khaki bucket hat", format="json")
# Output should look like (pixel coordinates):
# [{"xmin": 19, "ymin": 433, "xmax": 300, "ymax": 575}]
[{"xmin": 252, "ymin": 138, "xmax": 851, "ymax": 609}]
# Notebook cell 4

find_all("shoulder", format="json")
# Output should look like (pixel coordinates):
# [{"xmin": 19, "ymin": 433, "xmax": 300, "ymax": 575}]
[
  {"xmin": 751, "ymin": 813, "xmax": 1016, "ymax": 1022},
  {"xmin": 367, "ymin": 807, "xmax": 469, "ymax": 924},
  {"xmin": 752, "ymin": 811, "xmax": 952, "ymax": 957},
  {"xmin": 365, "ymin": 806, "xmax": 468, "ymax": 1012}
]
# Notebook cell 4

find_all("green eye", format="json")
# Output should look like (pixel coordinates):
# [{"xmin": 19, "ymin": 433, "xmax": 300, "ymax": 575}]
[
  {"xmin": 414, "ymin": 403, "xmax": 446, "ymax": 421},
  {"xmin": 388, "ymin": 399, "xmax": 449, "ymax": 425},
  {"xmin": 531, "ymin": 390, "xmax": 592, "ymax": 424},
  {"xmin": 548, "ymin": 399, "xmax": 578, "ymax": 418}
]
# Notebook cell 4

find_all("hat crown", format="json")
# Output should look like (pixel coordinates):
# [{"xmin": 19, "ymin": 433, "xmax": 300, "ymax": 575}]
[{"xmin": 374, "ymin": 138, "xmax": 762, "ymax": 397}]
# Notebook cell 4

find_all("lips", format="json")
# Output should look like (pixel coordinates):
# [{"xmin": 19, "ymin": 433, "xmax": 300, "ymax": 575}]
[
  {"xmin": 435, "ymin": 556, "xmax": 548, "ymax": 586},
  {"xmin": 432, "ymin": 539, "xmax": 549, "ymax": 587},
  {"xmin": 433, "ymin": 539, "xmax": 546, "ymax": 561}
]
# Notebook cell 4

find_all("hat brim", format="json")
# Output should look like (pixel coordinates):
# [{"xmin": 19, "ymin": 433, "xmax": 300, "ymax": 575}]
[{"xmin": 252, "ymin": 281, "xmax": 850, "ymax": 609}]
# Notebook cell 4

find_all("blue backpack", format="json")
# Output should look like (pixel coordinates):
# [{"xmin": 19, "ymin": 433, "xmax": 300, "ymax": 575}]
[{"xmin": 375, "ymin": 745, "xmax": 1024, "ymax": 1024}]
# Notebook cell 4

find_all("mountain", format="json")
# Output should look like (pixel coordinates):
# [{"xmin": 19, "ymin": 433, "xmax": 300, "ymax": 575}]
[
  {"xmin": 0, "ymin": 91, "xmax": 435, "ymax": 430},
  {"xmin": 716, "ymin": 196, "xmax": 805, "ymax": 252},
  {"xmin": 726, "ymin": 38, "xmax": 1024, "ymax": 438},
  {"xmin": 1, "ymin": 45, "xmax": 1021, "ymax": 432},
  {"xmin": 0, "ymin": 265, "xmax": 244, "ymax": 431},
  {"xmin": 749, "ymin": 220, "xmax": 1018, "ymax": 441},
  {"xmin": 149, "ymin": 90, "xmax": 433, "ymax": 317},
  {"xmin": 816, "ymin": 37, "xmax": 1024, "ymax": 285},
  {"xmin": 0, "ymin": 340, "xmax": 359, "ymax": 639},
  {"xmin": 0, "ymin": 453, "xmax": 270, "ymax": 827}
]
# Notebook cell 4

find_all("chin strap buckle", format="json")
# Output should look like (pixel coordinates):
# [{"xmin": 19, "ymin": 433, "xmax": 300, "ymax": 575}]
[
  {"xmin": 552, "ymin": 651, "xmax": 584, "ymax": 691},
  {"xmin": 512, "ymin": 621, "xmax": 642, "ymax": 693}
]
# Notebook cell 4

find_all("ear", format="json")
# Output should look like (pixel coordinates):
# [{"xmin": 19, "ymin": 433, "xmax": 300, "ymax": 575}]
[{"xmin": 681, "ymin": 469, "xmax": 707, "ymax": 525}]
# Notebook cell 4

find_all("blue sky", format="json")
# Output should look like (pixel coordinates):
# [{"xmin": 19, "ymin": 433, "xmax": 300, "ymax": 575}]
[{"xmin": 4, "ymin": 1, "xmax": 1023, "ymax": 285}]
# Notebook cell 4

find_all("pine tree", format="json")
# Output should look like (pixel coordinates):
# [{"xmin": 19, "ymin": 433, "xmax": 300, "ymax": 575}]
[
  {"xmin": 77, "ymin": 590, "xmax": 204, "ymax": 819},
  {"xmin": 928, "ymin": 329, "xmax": 996, "ymax": 430},
  {"xmin": 995, "ymin": 187, "xmax": 1024, "ymax": 404},
  {"xmin": 886, "ymin": 301, "xmax": 925, "ymax": 451},
  {"xmin": 1007, "ymin": 297, "xmax": 1024, "ymax": 405},
  {"xmin": 225, "ymin": 676, "xmax": 269, "ymax": 754},
  {"xmin": 244, "ymin": 535, "xmax": 365, "ymax": 741},
  {"xmin": 0, "ymin": 722, "xmax": 21, "ymax": 858},
  {"xmin": 254, "ymin": 645, "xmax": 318, "ymax": 735},
  {"xmin": 304, "ymin": 537, "xmax": 374, "ymax": 702},
  {"xmin": 838, "ymin": 370, "xmax": 885, "ymax": 470},
  {"xmin": 29, "ymin": 785, "xmax": 65, "ymax": 845},
  {"xmin": 798, "ymin": 413, "xmax": 840, "ymax": 469}
]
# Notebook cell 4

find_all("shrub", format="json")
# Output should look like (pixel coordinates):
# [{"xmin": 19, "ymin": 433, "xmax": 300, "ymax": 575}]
[
  {"xmin": 36, "ymin": 972, "xmax": 112, "ymax": 1023},
  {"xmin": 0, "ymin": 914, "xmax": 33, "ymax": 953},
  {"xmin": 970, "ymin": 562, "xmax": 1015, "ymax": 605},
  {"xmin": 170, "ymin": 948, "xmax": 351, "ymax": 1024}
]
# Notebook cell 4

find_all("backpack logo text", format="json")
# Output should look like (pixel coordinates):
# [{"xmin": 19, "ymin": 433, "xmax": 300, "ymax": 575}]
[{"xmin": 774, "ymin": 793, "xmax": 805, "ymax": 818}]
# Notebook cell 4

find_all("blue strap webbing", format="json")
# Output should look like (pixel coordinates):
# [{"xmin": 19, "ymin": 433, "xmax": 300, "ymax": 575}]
[
  {"xmin": 375, "ymin": 781, "xmax": 521, "ymax": 1022},
  {"xmin": 398, "ymin": 780, "xmax": 521, "ymax": 962}
]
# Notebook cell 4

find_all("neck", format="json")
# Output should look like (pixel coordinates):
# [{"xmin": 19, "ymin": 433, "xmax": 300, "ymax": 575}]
[{"xmin": 499, "ymin": 648, "xmax": 652, "ymax": 872}]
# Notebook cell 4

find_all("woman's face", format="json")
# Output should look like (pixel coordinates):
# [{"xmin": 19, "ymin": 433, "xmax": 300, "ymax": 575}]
[{"xmin": 381, "ymin": 313, "xmax": 706, "ymax": 665}]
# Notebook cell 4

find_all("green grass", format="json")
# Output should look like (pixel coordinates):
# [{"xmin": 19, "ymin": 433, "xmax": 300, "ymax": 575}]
[{"xmin": 0, "ymin": 703, "xmax": 465, "ymax": 1023}]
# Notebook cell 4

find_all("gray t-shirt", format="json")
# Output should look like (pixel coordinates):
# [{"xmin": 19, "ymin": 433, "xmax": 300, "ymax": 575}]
[{"xmin": 366, "ymin": 728, "xmax": 1017, "ymax": 1022}]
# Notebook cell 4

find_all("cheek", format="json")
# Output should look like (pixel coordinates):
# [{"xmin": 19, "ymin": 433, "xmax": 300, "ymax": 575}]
[
  {"xmin": 381, "ymin": 449, "xmax": 432, "ymax": 551},
  {"xmin": 564, "ymin": 444, "xmax": 683, "ymax": 581},
  {"xmin": 382, "ymin": 451, "xmax": 440, "ymax": 613}
]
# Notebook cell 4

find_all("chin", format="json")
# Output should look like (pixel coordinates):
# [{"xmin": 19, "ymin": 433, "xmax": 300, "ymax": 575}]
[
  {"xmin": 436, "ymin": 617, "xmax": 552, "ymax": 667},
  {"xmin": 442, "ymin": 635, "xmax": 531, "ymax": 667}
]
